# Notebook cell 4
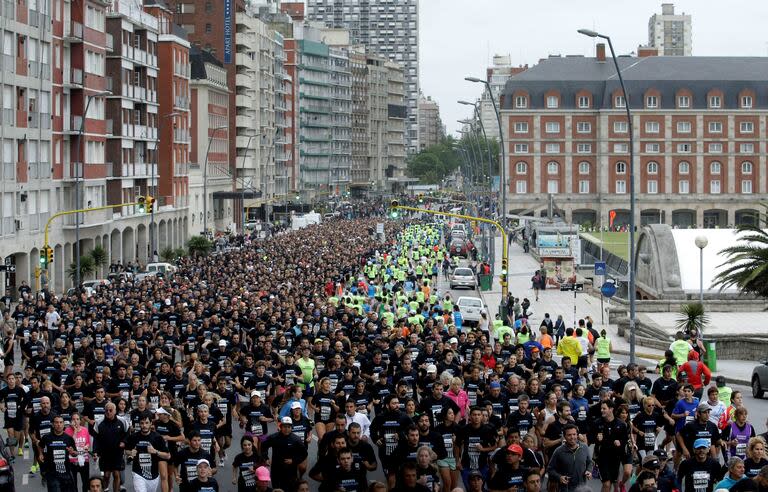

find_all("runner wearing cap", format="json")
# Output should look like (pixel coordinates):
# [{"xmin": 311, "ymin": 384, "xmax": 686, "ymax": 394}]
[
  {"xmin": 173, "ymin": 431, "xmax": 216, "ymax": 492},
  {"xmin": 188, "ymin": 458, "xmax": 219, "ymax": 492},
  {"xmin": 238, "ymin": 392, "xmax": 273, "ymax": 454},
  {"xmin": 676, "ymin": 438, "xmax": 722, "ymax": 492},
  {"xmin": 677, "ymin": 402, "xmax": 721, "ymax": 461},
  {"xmin": 153, "ymin": 406, "xmax": 184, "ymax": 492},
  {"xmin": 262, "ymin": 416, "xmax": 308, "ymax": 492},
  {"xmin": 489, "ymin": 443, "xmax": 528, "ymax": 492},
  {"xmin": 288, "ymin": 401, "xmax": 314, "ymax": 447}
]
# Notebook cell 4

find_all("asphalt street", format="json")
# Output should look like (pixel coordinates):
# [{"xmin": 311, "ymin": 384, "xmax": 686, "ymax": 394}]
[{"xmin": 8, "ymin": 270, "xmax": 768, "ymax": 492}]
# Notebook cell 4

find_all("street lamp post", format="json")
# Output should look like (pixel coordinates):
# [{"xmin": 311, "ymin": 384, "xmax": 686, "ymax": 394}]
[
  {"xmin": 465, "ymin": 76, "xmax": 506, "ymax": 229},
  {"xmin": 578, "ymin": 28, "xmax": 637, "ymax": 362},
  {"xmin": 150, "ymin": 112, "xmax": 181, "ymax": 261},
  {"xmin": 74, "ymin": 89, "xmax": 111, "ymax": 290},
  {"xmin": 695, "ymin": 235, "xmax": 709, "ymax": 306},
  {"xmin": 203, "ymin": 125, "xmax": 228, "ymax": 237}
]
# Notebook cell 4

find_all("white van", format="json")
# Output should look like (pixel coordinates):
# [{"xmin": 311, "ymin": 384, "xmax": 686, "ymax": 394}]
[{"xmin": 145, "ymin": 262, "xmax": 177, "ymax": 277}]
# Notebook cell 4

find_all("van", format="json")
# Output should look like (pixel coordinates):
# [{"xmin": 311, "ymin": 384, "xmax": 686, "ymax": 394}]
[{"xmin": 146, "ymin": 262, "xmax": 177, "ymax": 277}]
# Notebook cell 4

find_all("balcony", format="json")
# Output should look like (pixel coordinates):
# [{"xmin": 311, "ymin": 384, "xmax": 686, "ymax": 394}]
[
  {"xmin": 173, "ymin": 96, "xmax": 189, "ymax": 109},
  {"xmin": 173, "ymin": 128, "xmax": 190, "ymax": 143},
  {"xmin": 62, "ymin": 161, "xmax": 83, "ymax": 180},
  {"xmin": 236, "ymin": 73, "xmax": 251, "ymax": 89},
  {"xmin": 235, "ymin": 94, "xmax": 253, "ymax": 109},
  {"xmin": 236, "ymin": 52, "xmax": 255, "ymax": 70},
  {"xmin": 64, "ymin": 21, "xmax": 83, "ymax": 42},
  {"xmin": 65, "ymin": 68, "xmax": 84, "ymax": 88},
  {"xmin": 236, "ymin": 114, "xmax": 252, "ymax": 128},
  {"xmin": 105, "ymin": 33, "xmax": 114, "ymax": 52}
]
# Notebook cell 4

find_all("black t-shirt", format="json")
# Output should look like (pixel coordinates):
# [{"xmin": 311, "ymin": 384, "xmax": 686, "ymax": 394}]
[
  {"xmin": 632, "ymin": 410, "xmax": 666, "ymax": 451},
  {"xmin": 188, "ymin": 478, "xmax": 219, "ymax": 492},
  {"xmin": 677, "ymin": 457, "xmax": 722, "ymax": 492},
  {"xmin": 40, "ymin": 432, "xmax": 76, "ymax": 479},
  {"xmin": 679, "ymin": 421, "xmax": 720, "ymax": 454},
  {"xmin": 730, "ymin": 478, "xmax": 768, "ymax": 492},
  {"xmin": 488, "ymin": 464, "xmax": 528, "ymax": 491},
  {"xmin": 125, "ymin": 431, "xmax": 169, "ymax": 480},
  {"xmin": 744, "ymin": 458, "xmax": 768, "ymax": 479},
  {"xmin": 0, "ymin": 386, "xmax": 26, "ymax": 420},
  {"xmin": 232, "ymin": 452, "xmax": 260, "ymax": 491},
  {"xmin": 347, "ymin": 438, "xmax": 377, "ymax": 467},
  {"xmin": 505, "ymin": 410, "xmax": 535, "ymax": 438},
  {"xmin": 456, "ymin": 423, "xmax": 497, "ymax": 470},
  {"xmin": 174, "ymin": 447, "xmax": 214, "ymax": 485},
  {"xmin": 153, "ymin": 418, "xmax": 182, "ymax": 456}
]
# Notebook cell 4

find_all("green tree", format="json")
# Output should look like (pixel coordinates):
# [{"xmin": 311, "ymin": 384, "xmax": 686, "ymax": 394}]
[
  {"xmin": 187, "ymin": 236, "xmax": 213, "ymax": 257},
  {"xmin": 89, "ymin": 246, "xmax": 108, "ymax": 278},
  {"xmin": 713, "ymin": 204, "xmax": 768, "ymax": 298},
  {"xmin": 676, "ymin": 302, "xmax": 709, "ymax": 335},
  {"xmin": 160, "ymin": 247, "xmax": 177, "ymax": 262},
  {"xmin": 174, "ymin": 247, "xmax": 186, "ymax": 259},
  {"xmin": 67, "ymin": 256, "xmax": 96, "ymax": 284}
]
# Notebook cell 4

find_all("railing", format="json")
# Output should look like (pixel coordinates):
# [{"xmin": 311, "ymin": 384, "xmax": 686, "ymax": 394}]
[
  {"xmin": 105, "ymin": 77, "xmax": 113, "ymax": 92},
  {"xmin": 1, "ymin": 54, "xmax": 12, "ymax": 73},
  {"xmin": 174, "ymin": 162, "xmax": 189, "ymax": 175},
  {"xmin": 64, "ymin": 20, "xmax": 83, "ymax": 40},
  {"xmin": 2, "ymin": 108, "xmax": 13, "ymax": 126},
  {"xmin": 105, "ymin": 33, "xmax": 114, "ymax": 52},
  {"xmin": 174, "ymin": 96, "xmax": 189, "ymax": 109},
  {"xmin": 2, "ymin": 0, "xmax": 14, "ymax": 21},
  {"xmin": 105, "ymin": 119, "xmax": 113, "ymax": 134},
  {"xmin": 70, "ymin": 68, "xmax": 83, "ymax": 86},
  {"xmin": 29, "ymin": 9, "xmax": 39, "ymax": 27},
  {"xmin": 63, "ymin": 162, "xmax": 83, "ymax": 179},
  {"xmin": 39, "ymin": 162, "xmax": 51, "ymax": 178},
  {"xmin": 41, "ymin": 63, "xmax": 50, "ymax": 80},
  {"xmin": 72, "ymin": 115, "xmax": 83, "ymax": 132},
  {"xmin": 28, "ymin": 112, "xmax": 39, "ymax": 128}
]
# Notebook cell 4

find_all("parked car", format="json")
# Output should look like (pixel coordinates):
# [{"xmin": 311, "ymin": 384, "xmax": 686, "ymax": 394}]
[
  {"xmin": 752, "ymin": 360, "xmax": 768, "ymax": 398},
  {"xmin": 146, "ymin": 262, "xmax": 177, "ymax": 277},
  {"xmin": 0, "ymin": 434, "xmax": 14, "ymax": 491},
  {"xmin": 456, "ymin": 296, "xmax": 486, "ymax": 324},
  {"xmin": 450, "ymin": 267, "xmax": 477, "ymax": 290},
  {"xmin": 449, "ymin": 238, "xmax": 475, "ymax": 258},
  {"xmin": 82, "ymin": 279, "xmax": 110, "ymax": 290}
]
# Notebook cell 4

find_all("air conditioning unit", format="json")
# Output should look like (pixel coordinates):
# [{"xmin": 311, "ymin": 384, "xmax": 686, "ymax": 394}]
[{"xmin": 14, "ymin": 219, "xmax": 23, "ymax": 231}]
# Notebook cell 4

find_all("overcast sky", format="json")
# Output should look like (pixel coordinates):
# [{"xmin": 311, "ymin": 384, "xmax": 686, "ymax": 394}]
[{"xmin": 419, "ymin": 0, "xmax": 768, "ymax": 136}]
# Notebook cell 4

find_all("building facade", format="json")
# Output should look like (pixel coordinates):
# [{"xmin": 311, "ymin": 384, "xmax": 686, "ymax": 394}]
[
  {"xmin": 417, "ymin": 93, "xmax": 442, "ymax": 151},
  {"xmin": 646, "ymin": 3, "xmax": 692, "ymax": 56},
  {"xmin": 501, "ymin": 53, "xmax": 766, "ymax": 229},
  {"xmin": 305, "ymin": 0, "xmax": 419, "ymax": 154},
  {"xmin": 479, "ymin": 55, "xmax": 527, "ymax": 141}
]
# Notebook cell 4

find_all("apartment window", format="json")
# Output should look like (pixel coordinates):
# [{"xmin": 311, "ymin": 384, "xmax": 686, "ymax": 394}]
[
  {"xmin": 708, "ymin": 143, "xmax": 723, "ymax": 153},
  {"xmin": 546, "ymin": 96, "xmax": 559, "ymax": 109},
  {"xmin": 513, "ymin": 144, "xmax": 528, "ymax": 154},
  {"xmin": 678, "ymin": 161, "xmax": 690, "ymax": 175},
  {"xmin": 710, "ymin": 180, "xmax": 721, "ymax": 194},
  {"xmin": 677, "ymin": 143, "xmax": 691, "ymax": 153},
  {"xmin": 516, "ymin": 181, "xmax": 527, "ymax": 194},
  {"xmin": 679, "ymin": 180, "xmax": 690, "ymax": 194},
  {"xmin": 740, "ymin": 143, "xmax": 754, "ymax": 154},
  {"xmin": 205, "ymin": 23, "xmax": 212, "ymax": 34},
  {"xmin": 615, "ymin": 95, "xmax": 626, "ymax": 108},
  {"xmin": 513, "ymin": 122, "xmax": 528, "ymax": 133},
  {"xmin": 741, "ymin": 95, "xmax": 753, "ymax": 109},
  {"xmin": 742, "ymin": 180, "xmax": 753, "ymax": 194},
  {"xmin": 514, "ymin": 96, "xmax": 527, "ymax": 108},
  {"xmin": 515, "ymin": 162, "xmax": 527, "ymax": 174},
  {"xmin": 709, "ymin": 95, "xmax": 721, "ymax": 108},
  {"xmin": 576, "ymin": 121, "xmax": 591, "ymax": 133},
  {"xmin": 616, "ymin": 180, "xmax": 627, "ymax": 194},
  {"xmin": 708, "ymin": 121, "xmax": 723, "ymax": 133},
  {"xmin": 647, "ymin": 162, "xmax": 659, "ymax": 175},
  {"xmin": 547, "ymin": 180, "xmax": 559, "ymax": 194},
  {"xmin": 614, "ymin": 143, "xmax": 629, "ymax": 154},
  {"xmin": 576, "ymin": 143, "xmax": 592, "ymax": 154},
  {"xmin": 677, "ymin": 121, "xmax": 691, "ymax": 133},
  {"xmin": 547, "ymin": 162, "xmax": 559, "ymax": 174},
  {"xmin": 740, "ymin": 121, "xmax": 754, "ymax": 133},
  {"xmin": 545, "ymin": 121, "xmax": 560, "ymax": 133},
  {"xmin": 645, "ymin": 143, "xmax": 660, "ymax": 153},
  {"xmin": 616, "ymin": 162, "xmax": 626, "ymax": 174},
  {"xmin": 545, "ymin": 143, "xmax": 560, "ymax": 154},
  {"xmin": 678, "ymin": 95, "xmax": 690, "ymax": 108},
  {"xmin": 645, "ymin": 121, "xmax": 660, "ymax": 133},
  {"xmin": 646, "ymin": 95, "xmax": 658, "ymax": 108},
  {"xmin": 578, "ymin": 96, "xmax": 590, "ymax": 108},
  {"xmin": 647, "ymin": 180, "xmax": 658, "ymax": 194},
  {"xmin": 613, "ymin": 121, "xmax": 628, "ymax": 133},
  {"xmin": 205, "ymin": 1, "xmax": 213, "ymax": 12},
  {"xmin": 578, "ymin": 162, "xmax": 590, "ymax": 174},
  {"xmin": 710, "ymin": 162, "xmax": 721, "ymax": 175},
  {"xmin": 742, "ymin": 161, "xmax": 753, "ymax": 174},
  {"xmin": 579, "ymin": 180, "xmax": 590, "ymax": 194}
]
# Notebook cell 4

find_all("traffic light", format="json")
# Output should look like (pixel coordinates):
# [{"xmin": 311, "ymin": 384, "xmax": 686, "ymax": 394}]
[
  {"xmin": 146, "ymin": 196, "xmax": 155, "ymax": 214},
  {"xmin": 501, "ymin": 258, "xmax": 508, "ymax": 277},
  {"xmin": 39, "ymin": 249, "xmax": 47, "ymax": 268},
  {"xmin": 137, "ymin": 195, "xmax": 146, "ymax": 213},
  {"xmin": 46, "ymin": 246, "xmax": 54, "ymax": 265},
  {"xmin": 418, "ymin": 193, "xmax": 424, "ymax": 203},
  {"xmin": 390, "ymin": 200, "xmax": 400, "ymax": 219}
]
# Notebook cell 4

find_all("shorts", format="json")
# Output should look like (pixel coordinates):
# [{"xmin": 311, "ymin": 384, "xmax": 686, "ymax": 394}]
[
  {"xmin": 597, "ymin": 358, "xmax": 611, "ymax": 364},
  {"xmin": 98, "ymin": 454, "xmax": 125, "ymax": 472},
  {"xmin": 437, "ymin": 457, "xmax": 456, "ymax": 470},
  {"xmin": 314, "ymin": 414, "xmax": 334, "ymax": 425},
  {"xmin": 215, "ymin": 424, "xmax": 232, "ymax": 438},
  {"xmin": 597, "ymin": 454, "xmax": 622, "ymax": 482},
  {"xmin": 132, "ymin": 473, "xmax": 160, "ymax": 492},
  {"xmin": 3, "ymin": 416, "xmax": 22, "ymax": 432}
]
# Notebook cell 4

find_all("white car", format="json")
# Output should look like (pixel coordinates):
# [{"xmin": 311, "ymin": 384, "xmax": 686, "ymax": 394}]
[
  {"xmin": 456, "ymin": 296, "xmax": 486, "ymax": 324},
  {"xmin": 450, "ymin": 267, "xmax": 477, "ymax": 290}
]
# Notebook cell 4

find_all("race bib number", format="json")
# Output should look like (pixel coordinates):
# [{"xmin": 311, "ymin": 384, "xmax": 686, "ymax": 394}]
[
  {"xmin": 644, "ymin": 432, "xmax": 656, "ymax": 449},
  {"xmin": 7, "ymin": 401, "xmax": 16, "ymax": 418},
  {"xmin": 736, "ymin": 442, "xmax": 747, "ymax": 458},
  {"xmin": 321, "ymin": 405, "xmax": 330, "ymax": 421},
  {"xmin": 692, "ymin": 471, "xmax": 710, "ymax": 492},
  {"xmin": 385, "ymin": 432, "xmax": 397, "ymax": 455},
  {"xmin": 138, "ymin": 452, "xmax": 152, "ymax": 479}
]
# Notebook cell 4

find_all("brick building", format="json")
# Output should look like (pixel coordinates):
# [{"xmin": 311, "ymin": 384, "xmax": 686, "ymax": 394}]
[{"xmin": 501, "ymin": 50, "xmax": 767, "ymax": 229}]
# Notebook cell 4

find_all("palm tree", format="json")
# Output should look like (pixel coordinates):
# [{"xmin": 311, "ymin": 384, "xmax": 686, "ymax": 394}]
[
  {"xmin": 676, "ymin": 302, "xmax": 709, "ymax": 335},
  {"xmin": 89, "ymin": 246, "xmax": 108, "ymax": 278},
  {"xmin": 187, "ymin": 236, "xmax": 213, "ymax": 257},
  {"xmin": 713, "ymin": 204, "xmax": 768, "ymax": 298},
  {"xmin": 67, "ymin": 256, "xmax": 96, "ymax": 285},
  {"xmin": 160, "ymin": 247, "xmax": 177, "ymax": 262}
]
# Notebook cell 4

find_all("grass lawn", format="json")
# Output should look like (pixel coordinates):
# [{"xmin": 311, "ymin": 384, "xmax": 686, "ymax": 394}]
[{"xmin": 580, "ymin": 232, "xmax": 633, "ymax": 260}]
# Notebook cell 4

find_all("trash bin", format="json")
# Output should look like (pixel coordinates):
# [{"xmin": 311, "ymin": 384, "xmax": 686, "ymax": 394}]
[
  {"xmin": 704, "ymin": 340, "xmax": 717, "ymax": 372},
  {"xmin": 478, "ymin": 274, "xmax": 492, "ymax": 291}
]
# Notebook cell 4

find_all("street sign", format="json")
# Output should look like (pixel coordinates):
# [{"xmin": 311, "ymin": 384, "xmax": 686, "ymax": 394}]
[
  {"xmin": 601, "ymin": 281, "xmax": 617, "ymax": 298},
  {"xmin": 6, "ymin": 265, "xmax": 14, "ymax": 273},
  {"xmin": 376, "ymin": 222, "xmax": 384, "ymax": 234},
  {"xmin": 594, "ymin": 262, "xmax": 607, "ymax": 276}
]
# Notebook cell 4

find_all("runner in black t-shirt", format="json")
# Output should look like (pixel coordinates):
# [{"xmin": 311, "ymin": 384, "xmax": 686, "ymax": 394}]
[{"xmin": 125, "ymin": 414, "xmax": 170, "ymax": 491}]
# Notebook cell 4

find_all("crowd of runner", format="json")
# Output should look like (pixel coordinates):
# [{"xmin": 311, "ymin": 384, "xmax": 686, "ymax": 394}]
[{"xmin": 0, "ymin": 212, "xmax": 767, "ymax": 492}]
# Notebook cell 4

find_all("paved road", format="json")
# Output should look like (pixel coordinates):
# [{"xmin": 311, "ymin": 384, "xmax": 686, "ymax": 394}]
[{"xmin": 10, "ymin": 267, "xmax": 768, "ymax": 492}]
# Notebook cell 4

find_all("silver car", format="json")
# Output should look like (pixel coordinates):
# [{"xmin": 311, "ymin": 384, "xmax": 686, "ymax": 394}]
[
  {"xmin": 752, "ymin": 360, "xmax": 768, "ymax": 398},
  {"xmin": 450, "ymin": 267, "xmax": 477, "ymax": 289}
]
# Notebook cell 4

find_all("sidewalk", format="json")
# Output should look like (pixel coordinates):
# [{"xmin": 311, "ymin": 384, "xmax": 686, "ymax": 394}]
[{"xmin": 478, "ymin": 235, "xmax": 756, "ymax": 387}]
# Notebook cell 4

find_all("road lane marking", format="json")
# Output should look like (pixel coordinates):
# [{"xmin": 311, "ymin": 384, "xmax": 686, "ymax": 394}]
[{"xmin": 22, "ymin": 473, "xmax": 28, "ymax": 486}]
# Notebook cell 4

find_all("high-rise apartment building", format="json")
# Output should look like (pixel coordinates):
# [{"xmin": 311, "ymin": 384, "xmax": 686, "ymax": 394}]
[
  {"xmin": 647, "ymin": 3, "xmax": 692, "ymax": 56},
  {"xmin": 478, "ymin": 55, "xmax": 527, "ymax": 141},
  {"xmin": 305, "ymin": 0, "xmax": 419, "ymax": 155},
  {"xmin": 417, "ymin": 94, "xmax": 442, "ymax": 151}
]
